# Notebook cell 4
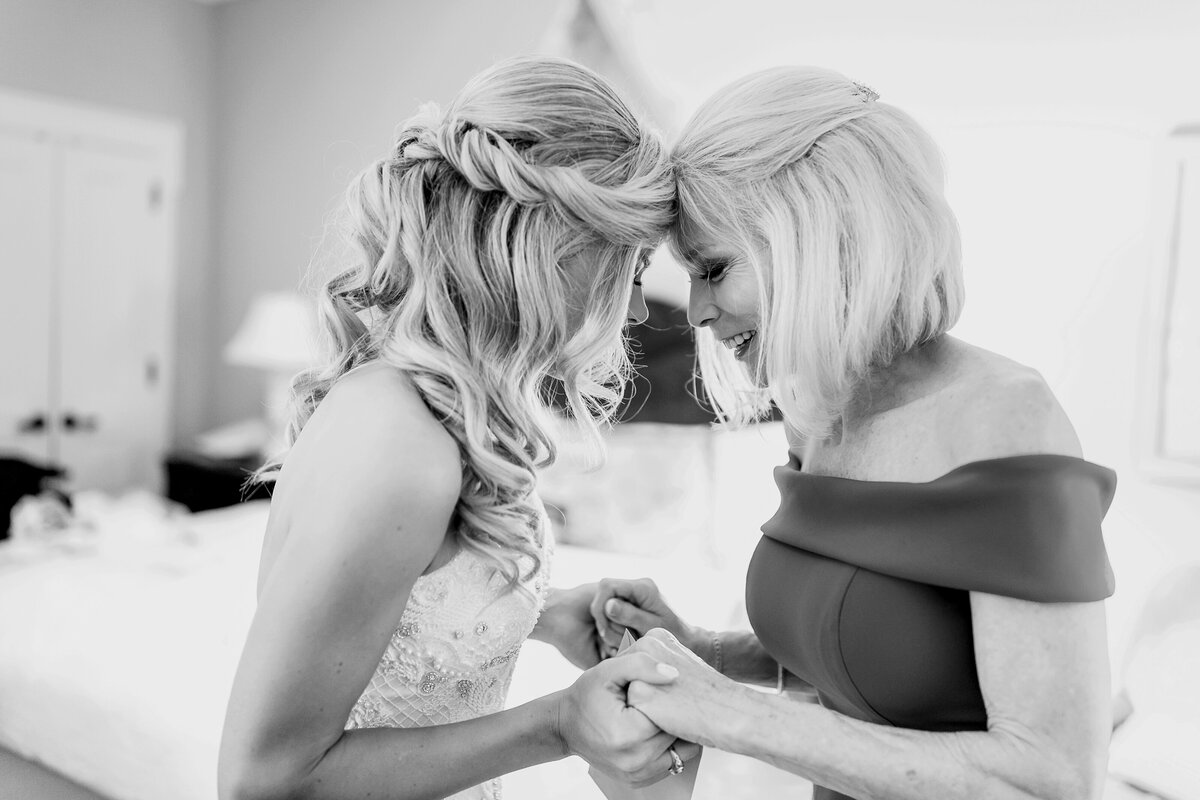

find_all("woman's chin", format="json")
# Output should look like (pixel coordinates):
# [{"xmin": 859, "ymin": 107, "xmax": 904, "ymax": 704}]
[{"xmin": 735, "ymin": 345, "xmax": 768, "ymax": 387}]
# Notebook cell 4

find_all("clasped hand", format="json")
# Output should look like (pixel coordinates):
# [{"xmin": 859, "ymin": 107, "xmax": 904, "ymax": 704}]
[
  {"xmin": 586, "ymin": 577, "xmax": 740, "ymax": 746},
  {"xmin": 549, "ymin": 579, "xmax": 740, "ymax": 780},
  {"xmin": 559, "ymin": 650, "xmax": 700, "ymax": 786}
]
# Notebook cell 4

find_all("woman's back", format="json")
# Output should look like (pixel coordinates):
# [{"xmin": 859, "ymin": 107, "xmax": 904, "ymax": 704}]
[
  {"xmin": 250, "ymin": 363, "xmax": 553, "ymax": 800},
  {"xmin": 255, "ymin": 363, "xmax": 461, "ymax": 595}
]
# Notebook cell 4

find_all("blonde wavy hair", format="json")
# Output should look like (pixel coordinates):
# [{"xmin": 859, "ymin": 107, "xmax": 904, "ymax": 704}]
[
  {"xmin": 671, "ymin": 66, "xmax": 964, "ymax": 438},
  {"xmin": 260, "ymin": 56, "xmax": 673, "ymax": 590}
]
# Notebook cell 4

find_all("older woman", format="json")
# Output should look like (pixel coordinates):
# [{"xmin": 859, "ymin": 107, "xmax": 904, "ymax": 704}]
[{"xmin": 592, "ymin": 67, "xmax": 1115, "ymax": 800}]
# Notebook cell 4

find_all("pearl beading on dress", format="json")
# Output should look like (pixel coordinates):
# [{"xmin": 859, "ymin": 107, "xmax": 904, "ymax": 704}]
[{"xmin": 345, "ymin": 527, "xmax": 551, "ymax": 800}]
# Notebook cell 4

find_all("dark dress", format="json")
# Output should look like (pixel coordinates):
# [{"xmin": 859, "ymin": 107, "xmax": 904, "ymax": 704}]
[{"xmin": 745, "ymin": 453, "xmax": 1117, "ymax": 800}]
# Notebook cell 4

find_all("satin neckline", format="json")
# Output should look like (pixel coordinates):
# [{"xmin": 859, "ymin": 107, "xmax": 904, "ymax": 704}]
[
  {"xmin": 789, "ymin": 451, "xmax": 1115, "ymax": 492},
  {"xmin": 761, "ymin": 452, "xmax": 1117, "ymax": 602}
]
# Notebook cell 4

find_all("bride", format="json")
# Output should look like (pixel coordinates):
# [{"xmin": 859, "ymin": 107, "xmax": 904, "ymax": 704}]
[{"xmin": 217, "ymin": 56, "xmax": 694, "ymax": 800}]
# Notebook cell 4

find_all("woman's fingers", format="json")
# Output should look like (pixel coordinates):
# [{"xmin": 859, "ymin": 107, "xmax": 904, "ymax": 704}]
[
  {"xmin": 671, "ymin": 739, "xmax": 702, "ymax": 763},
  {"xmin": 627, "ymin": 678, "xmax": 655, "ymax": 708},
  {"xmin": 627, "ymin": 736, "xmax": 703, "ymax": 787},
  {"xmin": 604, "ymin": 597, "xmax": 662, "ymax": 636},
  {"xmin": 590, "ymin": 577, "xmax": 670, "ymax": 651},
  {"xmin": 645, "ymin": 730, "xmax": 676, "ymax": 755},
  {"xmin": 589, "ymin": 579, "xmax": 623, "ymax": 645},
  {"xmin": 604, "ymin": 652, "xmax": 678, "ymax": 688}
]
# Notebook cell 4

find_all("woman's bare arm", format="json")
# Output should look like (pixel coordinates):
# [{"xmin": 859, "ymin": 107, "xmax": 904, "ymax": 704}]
[
  {"xmin": 221, "ymin": 367, "xmax": 528, "ymax": 799},
  {"xmin": 706, "ymin": 596, "xmax": 1110, "ymax": 800},
  {"xmin": 626, "ymin": 374, "xmax": 1111, "ymax": 799},
  {"xmin": 218, "ymin": 369, "xmax": 686, "ymax": 800}
]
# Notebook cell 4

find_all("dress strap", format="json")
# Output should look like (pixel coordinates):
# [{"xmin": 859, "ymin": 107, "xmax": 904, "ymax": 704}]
[{"xmin": 761, "ymin": 453, "xmax": 1116, "ymax": 602}]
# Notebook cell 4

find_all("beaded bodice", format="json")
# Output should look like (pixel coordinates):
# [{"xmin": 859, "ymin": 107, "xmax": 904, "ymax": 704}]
[{"xmin": 346, "ymin": 531, "xmax": 551, "ymax": 800}]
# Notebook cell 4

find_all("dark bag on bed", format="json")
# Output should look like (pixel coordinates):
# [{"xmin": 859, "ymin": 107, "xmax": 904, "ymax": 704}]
[{"xmin": 0, "ymin": 456, "xmax": 67, "ymax": 540}]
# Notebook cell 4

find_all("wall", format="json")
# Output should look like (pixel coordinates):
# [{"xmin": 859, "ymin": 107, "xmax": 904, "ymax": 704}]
[
  {"xmin": 210, "ymin": 0, "xmax": 559, "ymax": 426},
  {"xmin": 0, "ymin": 0, "xmax": 562, "ymax": 441},
  {"xmin": 0, "ymin": 0, "xmax": 217, "ymax": 444}
]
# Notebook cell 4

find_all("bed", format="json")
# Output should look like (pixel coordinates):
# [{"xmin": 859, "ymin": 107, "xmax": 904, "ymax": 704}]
[
  {"xmin": 0, "ymin": 423, "xmax": 812, "ymax": 799},
  {"xmin": 1, "ymin": 424, "xmax": 1198, "ymax": 800}
]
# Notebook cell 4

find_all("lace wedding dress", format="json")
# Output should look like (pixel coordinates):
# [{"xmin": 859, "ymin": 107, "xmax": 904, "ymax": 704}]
[{"xmin": 346, "ymin": 526, "xmax": 551, "ymax": 800}]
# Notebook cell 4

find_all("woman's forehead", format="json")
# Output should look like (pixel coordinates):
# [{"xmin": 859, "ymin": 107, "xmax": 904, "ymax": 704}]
[{"xmin": 673, "ymin": 212, "xmax": 744, "ymax": 263}]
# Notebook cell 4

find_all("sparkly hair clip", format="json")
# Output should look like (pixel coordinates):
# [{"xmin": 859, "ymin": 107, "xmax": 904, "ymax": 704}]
[{"xmin": 852, "ymin": 82, "xmax": 880, "ymax": 103}]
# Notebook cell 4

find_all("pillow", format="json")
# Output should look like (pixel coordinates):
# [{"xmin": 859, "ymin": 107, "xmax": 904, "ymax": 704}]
[
  {"xmin": 1109, "ymin": 619, "xmax": 1200, "ymax": 799},
  {"xmin": 1109, "ymin": 712, "xmax": 1200, "ymax": 800}
]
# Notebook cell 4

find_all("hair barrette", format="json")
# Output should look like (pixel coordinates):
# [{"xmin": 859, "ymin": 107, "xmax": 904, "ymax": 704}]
[{"xmin": 852, "ymin": 82, "xmax": 880, "ymax": 103}]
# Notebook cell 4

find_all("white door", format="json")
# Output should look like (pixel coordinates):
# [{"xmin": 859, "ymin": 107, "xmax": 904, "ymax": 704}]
[
  {"xmin": 0, "ymin": 131, "xmax": 55, "ymax": 465},
  {"xmin": 57, "ymin": 144, "xmax": 171, "ymax": 492}
]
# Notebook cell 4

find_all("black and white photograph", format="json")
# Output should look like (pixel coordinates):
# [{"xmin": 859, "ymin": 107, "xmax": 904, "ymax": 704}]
[{"xmin": 2, "ymin": 1, "xmax": 1199, "ymax": 799}]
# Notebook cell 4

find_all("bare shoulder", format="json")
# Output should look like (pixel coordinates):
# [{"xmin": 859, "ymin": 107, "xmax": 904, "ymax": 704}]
[
  {"xmin": 938, "ymin": 345, "xmax": 1082, "ymax": 465},
  {"xmin": 321, "ymin": 362, "xmax": 455, "ymax": 446},
  {"xmin": 275, "ymin": 363, "xmax": 462, "ymax": 525}
]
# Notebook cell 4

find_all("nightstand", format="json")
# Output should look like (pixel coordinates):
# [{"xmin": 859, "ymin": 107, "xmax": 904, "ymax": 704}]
[{"xmin": 163, "ymin": 450, "xmax": 272, "ymax": 512}]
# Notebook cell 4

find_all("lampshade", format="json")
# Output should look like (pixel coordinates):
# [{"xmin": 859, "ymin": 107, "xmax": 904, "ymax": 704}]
[{"xmin": 223, "ymin": 292, "xmax": 318, "ymax": 371}]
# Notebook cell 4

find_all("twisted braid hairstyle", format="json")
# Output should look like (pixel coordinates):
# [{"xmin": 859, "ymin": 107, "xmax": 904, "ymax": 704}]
[{"xmin": 261, "ymin": 56, "xmax": 673, "ymax": 590}]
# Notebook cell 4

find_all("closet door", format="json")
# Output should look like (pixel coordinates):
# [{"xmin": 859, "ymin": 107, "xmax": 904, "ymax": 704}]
[
  {"xmin": 57, "ymin": 145, "xmax": 170, "ymax": 492},
  {"xmin": 0, "ymin": 131, "xmax": 55, "ymax": 465}
]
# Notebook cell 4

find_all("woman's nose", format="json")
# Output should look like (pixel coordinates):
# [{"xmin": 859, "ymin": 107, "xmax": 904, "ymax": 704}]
[
  {"xmin": 627, "ymin": 285, "xmax": 649, "ymax": 326},
  {"xmin": 687, "ymin": 282, "xmax": 717, "ymax": 329}
]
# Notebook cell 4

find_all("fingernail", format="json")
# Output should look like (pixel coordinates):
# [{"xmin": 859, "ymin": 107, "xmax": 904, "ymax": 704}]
[
  {"xmin": 656, "ymin": 663, "xmax": 679, "ymax": 678},
  {"xmin": 605, "ymin": 598, "xmax": 619, "ymax": 617}
]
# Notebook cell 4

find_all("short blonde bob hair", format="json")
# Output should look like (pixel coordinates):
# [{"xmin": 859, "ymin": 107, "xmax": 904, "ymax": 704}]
[{"xmin": 671, "ymin": 66, "xmax": 964, "ymax": 438}]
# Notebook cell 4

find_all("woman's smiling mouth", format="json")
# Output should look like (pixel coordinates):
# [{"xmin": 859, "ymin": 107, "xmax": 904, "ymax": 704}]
[{"xmin": 720, "ymin": 329, "xmax": 757, "ymax": 360}]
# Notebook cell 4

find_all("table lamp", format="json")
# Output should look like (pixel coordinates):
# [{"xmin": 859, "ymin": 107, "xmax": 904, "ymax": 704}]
[{"xmin": 222, "ymin": 292, "xmax": 318, "ymax": 456}]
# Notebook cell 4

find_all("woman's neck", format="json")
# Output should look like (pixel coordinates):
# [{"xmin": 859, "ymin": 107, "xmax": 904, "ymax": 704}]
[{"xmin": 842, "ymin": 335, "xmax": 954, "ymax": 431}]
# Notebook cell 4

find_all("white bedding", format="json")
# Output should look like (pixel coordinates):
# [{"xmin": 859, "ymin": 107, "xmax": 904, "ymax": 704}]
[
  {"xmin": 0, "ymin": 493, "xmax": 807, "ymax": 800},
  {"xmin": 0, "ymin": 498, "xmax": 264, "ymax": 800}
]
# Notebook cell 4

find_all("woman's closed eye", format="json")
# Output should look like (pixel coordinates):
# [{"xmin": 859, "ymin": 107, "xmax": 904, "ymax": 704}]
[{"xmin": 694, "ymin": 258, "xmax": 730, "ymax": 284}]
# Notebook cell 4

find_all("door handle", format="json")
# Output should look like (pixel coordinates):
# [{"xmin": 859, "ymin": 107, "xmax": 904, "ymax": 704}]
[
  {"xmin": 61, "ymin": 412, "xmax": 99, "ymax": 433},
  {"xmin": 16, "ymin": 412, "xmax": 47, "ymax": 433}
]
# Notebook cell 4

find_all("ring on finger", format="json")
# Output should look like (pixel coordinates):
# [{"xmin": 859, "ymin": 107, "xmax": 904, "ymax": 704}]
[{"xmin": 667, "ymin": 746, "xmax": 684, "ymax": 776}]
